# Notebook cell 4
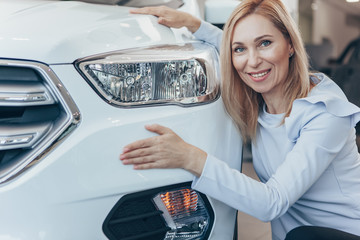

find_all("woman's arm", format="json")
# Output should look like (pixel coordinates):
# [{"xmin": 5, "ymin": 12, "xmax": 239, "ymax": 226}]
[
  {"xmin": 130, "ymin": 6, "xmax": 223, "ymax": 52},
  {"xmin": 130, "ymin": 6, "xmax": 201, "ymax": 33},
  {"xmin": 193, "ymin": 110, "xmax": 353, "ymax": 221}
]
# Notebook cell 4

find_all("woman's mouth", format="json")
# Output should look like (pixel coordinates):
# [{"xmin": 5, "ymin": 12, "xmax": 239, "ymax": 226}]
[{"xmin": 248, "ymin": 69, "xmax": 271, "ymax": 82}]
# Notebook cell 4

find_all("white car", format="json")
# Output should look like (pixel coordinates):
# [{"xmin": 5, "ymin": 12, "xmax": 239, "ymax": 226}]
[{"xmin": 0, "ymin": 0, "xmax": 242, "ymax": 239}]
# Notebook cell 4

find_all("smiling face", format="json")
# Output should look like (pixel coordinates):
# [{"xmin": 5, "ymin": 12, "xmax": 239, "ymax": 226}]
[{"xmin": 231, "ymin": 13, "xmax": 293, "ymax": 105}]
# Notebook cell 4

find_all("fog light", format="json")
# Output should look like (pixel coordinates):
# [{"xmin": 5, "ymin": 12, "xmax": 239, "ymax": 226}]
[{"xmin": 153, "ymin": 187, "xmax": 212, "ymax": 240}]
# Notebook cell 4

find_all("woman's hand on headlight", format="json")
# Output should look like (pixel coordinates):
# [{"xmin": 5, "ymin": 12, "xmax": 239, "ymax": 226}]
[
  {"xmin": 120, "ymin": 124, "xmax": 207, "ymax": 177},
  {"xmin": 129, "ymin": 6, "xmax": 201, "ymax": 33}
]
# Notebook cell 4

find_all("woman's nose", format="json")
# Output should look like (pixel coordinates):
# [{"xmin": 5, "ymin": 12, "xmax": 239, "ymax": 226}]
[{"xmin": 247, "ymin": 50, "xmax": 261, "ymax": 67}]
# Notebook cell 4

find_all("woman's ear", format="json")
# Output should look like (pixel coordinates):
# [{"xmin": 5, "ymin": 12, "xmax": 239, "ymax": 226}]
[{"xmin": 289, "ymin": 44, "xmax": 294, "ymax": 58}]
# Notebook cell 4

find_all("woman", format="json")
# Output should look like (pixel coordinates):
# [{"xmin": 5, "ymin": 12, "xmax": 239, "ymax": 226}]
[{"xmin": 121, "ymin": 1, "xmax": 360, "ymax": 239}]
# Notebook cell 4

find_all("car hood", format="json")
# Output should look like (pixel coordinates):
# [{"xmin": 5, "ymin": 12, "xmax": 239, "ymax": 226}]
[{"xmin": 0, "ymin": 0, "xmax": 183, "ymax": 64}]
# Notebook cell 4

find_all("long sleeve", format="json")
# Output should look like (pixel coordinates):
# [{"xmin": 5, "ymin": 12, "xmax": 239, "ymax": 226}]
[
  {"xmin": 192, "ymin": 153, "xmax": 287, "ymax": 222},
  {"xmin": 193, "ymin": 20, "xmax": 223, "ymax": 52},
  {"xmin": 192, "ymin": 105, "xmax": 357, "ymax": 222}
]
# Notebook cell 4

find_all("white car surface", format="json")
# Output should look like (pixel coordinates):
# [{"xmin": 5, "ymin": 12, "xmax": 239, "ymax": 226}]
[{"xmin": 0, "ymin": 0, "xmax": 243, "ymax": 239}]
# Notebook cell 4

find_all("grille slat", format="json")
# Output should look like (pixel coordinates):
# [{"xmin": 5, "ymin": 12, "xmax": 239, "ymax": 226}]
[
  {"xmin": 109, "ymin": 210, "xmax": 164, "ymax": 225},
  {"xmin": 119, "ymin": 227, "xmax": 171, "ymax": 240},
  {"xmin": 103, "ymin": 186, "xmax": 171, "ymax": 240},
  {"xmin": 0, "ymin": 66, "xmax": 40, "ymax": 82},
  {"xmin": 0, "ymin": 80, "xmax": 55, "ymax": 106},
  {"xmin": 105, "ymin": 197, "xmax": 167, "ymax": 240},
  {"xmin": 0, "ymin": 122, "xmax": 52, "ymax": 150}
]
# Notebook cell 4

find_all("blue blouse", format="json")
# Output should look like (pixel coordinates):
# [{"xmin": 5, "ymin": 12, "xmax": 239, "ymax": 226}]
[{"xmin": 191, "ymin": 21, "xmax": 360, "ymax": 240}]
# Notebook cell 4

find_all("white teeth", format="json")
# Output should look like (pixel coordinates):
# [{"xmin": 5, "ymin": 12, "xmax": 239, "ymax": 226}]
[{"xmin": 251, "ymin": 71, "xmax": 269, "ymax": 78}]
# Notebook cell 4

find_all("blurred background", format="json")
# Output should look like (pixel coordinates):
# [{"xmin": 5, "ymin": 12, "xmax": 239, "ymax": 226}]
[{"xmin": 300, "ymin": 2, "xmax": 360, "ymax": 150}]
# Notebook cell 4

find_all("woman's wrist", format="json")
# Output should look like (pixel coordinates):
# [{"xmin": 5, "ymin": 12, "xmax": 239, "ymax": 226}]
[
  {"xmin": 185, "ymin": 15, "xmax": 201, "ymax": 33},
  {"xmin": 184, "ymin": 145, "xmax": 207, "ymax": 177}
]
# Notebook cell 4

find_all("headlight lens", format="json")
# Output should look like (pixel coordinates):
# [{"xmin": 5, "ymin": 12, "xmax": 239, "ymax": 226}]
[{"xmin": 76, "ymin": 43, "xmax": 220, "ymax": 107}]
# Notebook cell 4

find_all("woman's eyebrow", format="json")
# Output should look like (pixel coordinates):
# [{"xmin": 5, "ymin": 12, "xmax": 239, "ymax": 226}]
[
  {"xmin": 232, "ymin": 34, "xmax": 274, "ymax": 46},
  {"xmin": 232, "ymin": 41, "xmax": 243, "ymax": 47},
  {"xmin": 254, "ymin": 34, "xmax": 273, "ymax": 42}
]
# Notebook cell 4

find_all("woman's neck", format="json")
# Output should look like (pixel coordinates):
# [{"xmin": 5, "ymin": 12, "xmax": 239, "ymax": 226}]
[{"xmin": 262, "ymin": 94, "xmax": 288, "ymax": 114}]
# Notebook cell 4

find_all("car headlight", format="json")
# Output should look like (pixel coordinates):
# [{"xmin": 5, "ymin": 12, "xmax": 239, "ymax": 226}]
[{"xmin": 75, "ymin": 43, "xmax": 220, "ymax": 107}]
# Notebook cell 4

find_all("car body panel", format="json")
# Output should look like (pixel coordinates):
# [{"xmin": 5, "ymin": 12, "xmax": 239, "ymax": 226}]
[{"xmin": 0, "ymin": 0, "xmax": 194, "ymax": 64}]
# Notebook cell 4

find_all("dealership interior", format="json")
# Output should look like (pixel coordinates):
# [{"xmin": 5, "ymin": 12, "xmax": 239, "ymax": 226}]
[
  {"xmin": 239, "ymin": 0, "xmax": 360, "ymax": 239},
  {"xmin": 1, "ymin": 0, "xmax": 359, "ymax": 239}
]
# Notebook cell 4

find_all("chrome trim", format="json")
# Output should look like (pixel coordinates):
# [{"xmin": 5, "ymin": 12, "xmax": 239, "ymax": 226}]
[
  {"xmin": 0, "ymin": 92, "xmax": 49, "ymax": 104},
  {"xmin": 0, "ymin": 122, "xmax": 52, "ymax": 150},
  {"xmin": 0, "ymin": 59, "xmax": 81, "ymax": 184},
  {"xmin": 0, "ymin": 134, "xmax": 34, "ymax": 147},
  {"xmin": 76, "ymin": 0, "xmax": 184, "ymax": 8},
  {"xmin": 0, "ymin": 81, "xmax": 54, "ymax": 106}
]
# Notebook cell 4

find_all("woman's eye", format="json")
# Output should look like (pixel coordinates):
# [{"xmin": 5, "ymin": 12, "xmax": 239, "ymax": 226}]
[
  {"xmin": 234, "ymin": 47, "xmax": 245, "ymax": 53},
  {"xmin": 260, "ymin": 40, "xmax": 271, "ymax": 47}
]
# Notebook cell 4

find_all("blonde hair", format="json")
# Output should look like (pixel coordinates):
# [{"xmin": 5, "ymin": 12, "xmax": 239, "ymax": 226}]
[{"xmin": 220, "ymin": 0, "xmax": 311, "ymax": 142}]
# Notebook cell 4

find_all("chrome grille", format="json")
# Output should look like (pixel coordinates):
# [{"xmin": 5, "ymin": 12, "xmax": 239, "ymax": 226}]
[{"xmin": 0, "ymin": 59, "xmax": 80, "ymax": 184}]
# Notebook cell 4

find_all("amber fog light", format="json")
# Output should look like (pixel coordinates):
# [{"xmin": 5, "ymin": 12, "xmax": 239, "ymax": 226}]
[
  {"xmin": 102, "ymin": 182, "xmax": 214, "ymax": 240},
  {"xmin": 153, "ymin": 187, "xmax": 213, "ymax": 240}
]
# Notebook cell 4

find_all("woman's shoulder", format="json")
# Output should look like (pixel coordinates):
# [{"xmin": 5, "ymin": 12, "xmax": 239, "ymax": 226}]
[
  {"xmin": 192, "ymin": 20, "xmax": 223, "ymax": 52},
  {"xmin": 193, "ymin": 20, "xmax": 222, "ymax": 37},
  {"xmin": 285, "ymin": 73, "xmax": 360, "ymax": 140},
  {"xmin": 299, "ymin": 73, "xmax": 359, "ymax": 118}
]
